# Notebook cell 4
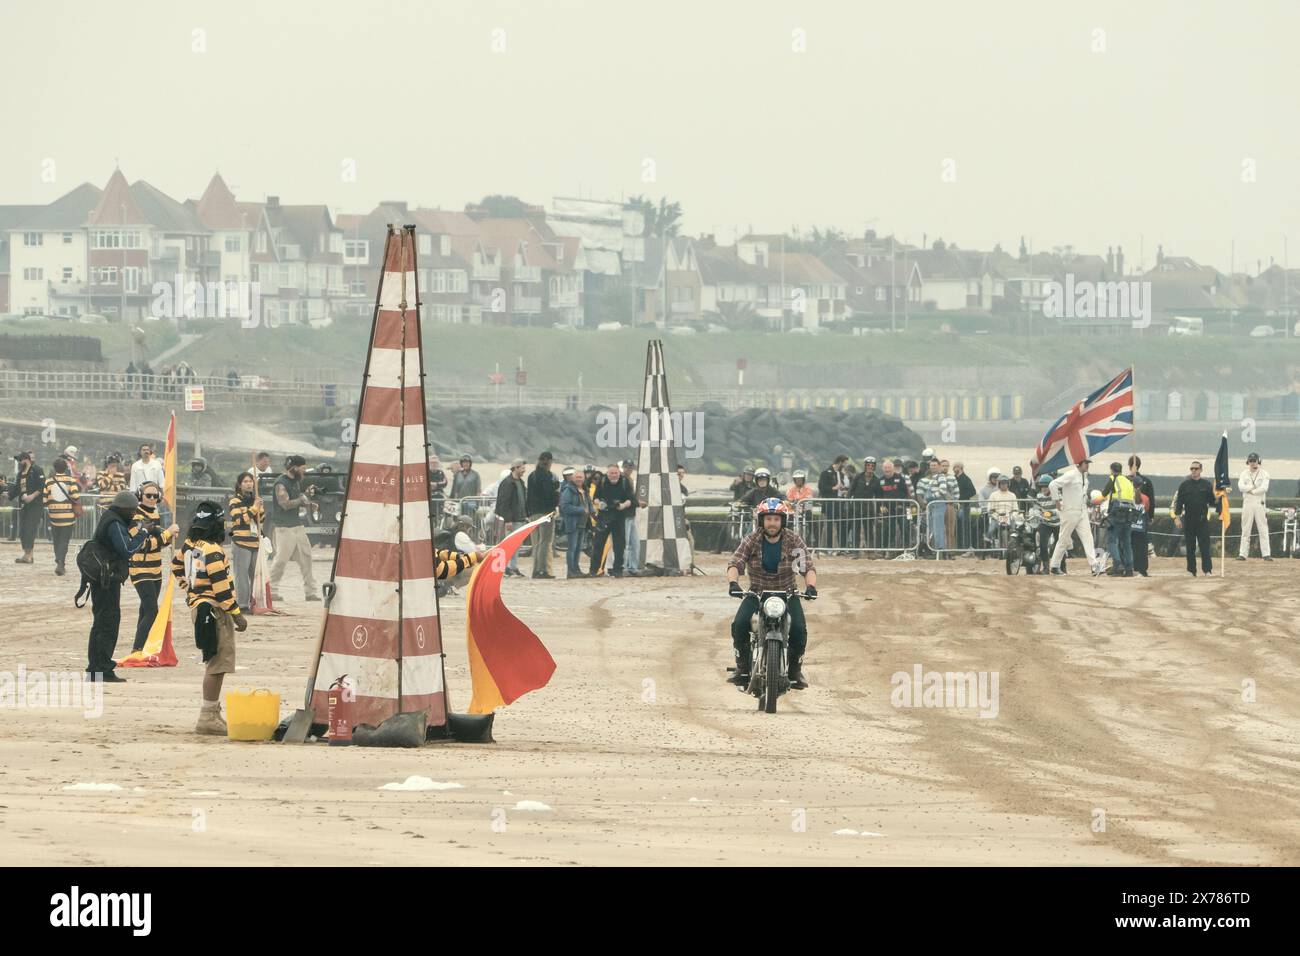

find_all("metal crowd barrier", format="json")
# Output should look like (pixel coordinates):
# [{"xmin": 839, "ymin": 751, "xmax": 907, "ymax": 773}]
[{"xmin": 766, "ymin": 498, "xmax": 922, "ymax": 558}]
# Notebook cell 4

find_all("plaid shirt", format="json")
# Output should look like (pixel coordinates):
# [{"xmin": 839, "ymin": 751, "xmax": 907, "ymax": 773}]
[{"xmin": 728, "ymin": 528, "xmax": 815, "ymax": 591}]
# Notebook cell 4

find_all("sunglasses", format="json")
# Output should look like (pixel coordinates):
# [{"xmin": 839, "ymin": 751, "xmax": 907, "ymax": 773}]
[{"xmin": 143, "ymin": 494, "xmax": 160, "ymax": 500}]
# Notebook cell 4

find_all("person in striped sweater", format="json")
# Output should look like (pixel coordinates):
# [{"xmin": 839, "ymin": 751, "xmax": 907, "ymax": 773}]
[
  {"xmin": 227, "ymin": 472, "xmax": 266, "ymax": 612},
  {"xmin": 95, "ymin": 455, "xmax": 127, "ymax": 507},
  {"xmin": 172, "ymin": 500, "xmax": 247, "ymax": 736},
  {"xmin": 128, "ymin": 482, "xmax": 179, "ymax": 653},
  {"xmin": 43, "ymin": 457, "xmax": 81, "ymax": 576}
]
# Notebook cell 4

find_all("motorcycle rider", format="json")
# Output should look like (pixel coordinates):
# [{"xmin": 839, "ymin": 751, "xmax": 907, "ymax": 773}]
[
  {"xmin": 985, "ymin": 473, "xmax": 1019, "ymax": 545},
  {"xmin": 740, "ymin": 467, "xmax": 784, "ymax": 509},
  {"xmin": 1033, "ymin": 474, "xmax": 1064, "ymax": 574},
  {"xmin": 1048, "ymin": 458, "xmax": 1101, "ymax": 576},
  {"xmin": 726, "ymin": 498, "xmax": 818, "ymax": 690},
  {"xmin": 1237, "ymin": 452, "xmax": 1272, "ymax": 561},
  {"xmin": 730, "ymin": 467, "xmax": 757, "ymax": 502}
]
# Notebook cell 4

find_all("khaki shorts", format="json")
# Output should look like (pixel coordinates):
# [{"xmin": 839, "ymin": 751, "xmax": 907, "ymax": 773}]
[{"xmin": 191, "ymin": 605, "xmax": 237, "ymax": 676}]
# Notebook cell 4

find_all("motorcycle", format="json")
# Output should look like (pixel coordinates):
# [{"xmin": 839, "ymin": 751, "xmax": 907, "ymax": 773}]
[
  {"xmin": 1280, "ymin": 506, "xmax": 1299, "ymax": 557},
  {"xmin": 733, "ymin": 588, "xmax": 816, "ymax": 714},
  {"xmin": 1003, "ymin": 508, "xmax": 1042, "ymax": 575}
]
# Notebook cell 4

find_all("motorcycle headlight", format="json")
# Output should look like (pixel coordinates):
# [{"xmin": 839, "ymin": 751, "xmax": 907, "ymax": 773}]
[{"xmin": 762, "ymin": 595, "xmax": 787, "ymax": 618}]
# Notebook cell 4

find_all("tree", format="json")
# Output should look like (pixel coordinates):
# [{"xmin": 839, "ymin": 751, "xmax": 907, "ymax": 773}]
[
  {"xmin": 628, "ymin": 195, "xmax": 683, "ymax": 238},
  {"xmin": 475, "ymin": 194, "xmax": 533, "ymax": 218}
]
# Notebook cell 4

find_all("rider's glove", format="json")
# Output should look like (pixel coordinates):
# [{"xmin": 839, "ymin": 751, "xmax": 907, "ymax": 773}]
[
  {"xmin": 728, "ymin": 581, "xmax": 743, "ymax": 597},
  {"xmin": 803, "ymin": 585, "xmax": 817, "ymax": 599}
]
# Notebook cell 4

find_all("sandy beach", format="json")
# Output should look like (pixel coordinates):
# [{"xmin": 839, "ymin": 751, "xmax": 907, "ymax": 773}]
[{"xmin": 2, "ymin": 537, "xmax": 1297, "ymax": 867}]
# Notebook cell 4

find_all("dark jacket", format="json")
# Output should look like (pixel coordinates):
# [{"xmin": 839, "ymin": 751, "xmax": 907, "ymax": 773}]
[
  {"xmin": 9, "ymin": 463, "xmax": 44, "ymax": 507},
  {"xmin": 1171, "ymin": 477, "xmax": 1216, "ymax": 523},
  {"xmin": 1131, "ymin": 472, "xmax": 1155, "ymax": 518},
  {"xmin": 741, "ymin": 484, "xmax": 786, "ymax": 509},
  {"xmin": 874, "ymin": 472, "xmax": 911, "ymax": 504},
  {"xmin": 594, "ymin": 474, "xmax": 633, "ymax": 524},
  {"xmin": 955, "ymin": 472, "xmax": 978, "ymax": 501},
  {"xmin": 450, "ymin": 468, "xmax": 481, "ymax": 499},
  {"xmin": 817, "ymin": 466, "xmax": 839, "ymax": 498},
  {"xmin": 495, "ymin": 475, "xmax": 527, "ymax": 523},
  {"xmin": 525, "ymin": 466, "xmax": 560, "ymax": 515},
  {"xmin": 850, "ymin": 473, "xmax": 880, "ymax": 499}
]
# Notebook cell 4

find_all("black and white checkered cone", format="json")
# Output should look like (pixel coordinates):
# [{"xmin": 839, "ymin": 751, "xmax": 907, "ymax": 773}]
[{"xmin": 634, "ymin": 339, "xmax": 692, "ymax": 573}]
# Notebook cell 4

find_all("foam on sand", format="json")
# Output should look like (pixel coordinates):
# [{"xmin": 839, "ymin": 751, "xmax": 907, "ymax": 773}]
[{"xmin": 378, "ymin": 776, "xmax": 463, "ymax": 792}]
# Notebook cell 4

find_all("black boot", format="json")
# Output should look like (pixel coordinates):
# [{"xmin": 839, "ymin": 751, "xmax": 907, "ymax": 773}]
[
  {"xmin": 788, "ymin": 656, "xmax": 808, "ymax": 690},
  {"xmin": 728, "ymin": 649, "xmax": 751, "ymax": 686}
]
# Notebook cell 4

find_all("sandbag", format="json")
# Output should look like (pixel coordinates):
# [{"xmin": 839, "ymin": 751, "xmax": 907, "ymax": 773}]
[{"xmin": 352, "ymin": 710, "xmax": 428, "ymax": 748}]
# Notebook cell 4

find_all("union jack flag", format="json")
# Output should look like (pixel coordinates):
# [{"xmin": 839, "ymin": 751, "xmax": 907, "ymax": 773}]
[{"xmin": 1030, "ymin": 367, "xmax": 1134, "ymax": 477}]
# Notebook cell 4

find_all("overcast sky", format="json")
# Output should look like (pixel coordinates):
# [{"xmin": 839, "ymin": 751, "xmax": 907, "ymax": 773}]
[{"xmin": 4, "ymin": 0, "xmax": 1297, "ymax": 273}]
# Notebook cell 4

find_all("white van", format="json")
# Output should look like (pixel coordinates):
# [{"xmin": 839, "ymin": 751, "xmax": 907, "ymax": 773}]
[{"xmin": 1167, "ymin": 315, "xmax": 1203, "ymax": 337}]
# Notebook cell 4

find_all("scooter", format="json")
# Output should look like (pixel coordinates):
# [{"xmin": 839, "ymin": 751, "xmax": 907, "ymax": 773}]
[{"xmin": 732, "ymin": 588, "xmax": 816, "ymax": 714}]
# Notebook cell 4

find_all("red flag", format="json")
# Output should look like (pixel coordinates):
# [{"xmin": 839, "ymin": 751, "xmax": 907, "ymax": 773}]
[{"xmin": 466, "ymin": 517, "xmax": 556, "ymax": 713}]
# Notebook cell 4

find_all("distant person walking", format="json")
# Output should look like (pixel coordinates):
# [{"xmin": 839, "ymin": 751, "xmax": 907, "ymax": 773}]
[
  {"xmin": 43, "ymin": 457, "xmax": 81, "ymax": 576},
  {"xmin": 268, "ymin": 455, "xmax": 320, "ymax": 602}
]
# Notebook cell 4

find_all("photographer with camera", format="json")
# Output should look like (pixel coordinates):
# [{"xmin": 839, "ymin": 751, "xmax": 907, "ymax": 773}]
[{"xmin": 268, "ymin": 454, "xmax": 320, "ymax": 603}]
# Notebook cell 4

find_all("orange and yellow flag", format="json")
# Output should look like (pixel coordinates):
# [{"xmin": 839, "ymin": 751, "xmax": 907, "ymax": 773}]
[{"xmin": 466, "ymin": 516, "xmax": 556, "ymax": 714}]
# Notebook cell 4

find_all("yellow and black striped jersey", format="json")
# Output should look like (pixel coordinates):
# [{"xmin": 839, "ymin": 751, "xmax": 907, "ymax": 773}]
[
  {"xmin": 435, "ymin": 549, "xmax": 483, "ymax": 579},
  {"xmin": 171, "ymin": 537, "xmax": 238, "ymax": 614},
  {"xmin": 128, "ymin": 504, "xmax": 174, "ymax": 583},
  {"xmin": 227, "ymin": 494, "xmax": 264, "ymax": 550},
  {"xmin": 43, "ymin": 475, "xmax": 81, "ymax": 527},
  {"xmin": 95, "ymin": 471, "xmax": 127, "ymax": 502}
]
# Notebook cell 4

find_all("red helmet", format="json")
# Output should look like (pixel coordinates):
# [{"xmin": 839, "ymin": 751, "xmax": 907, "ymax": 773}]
[{"xmin": 755, "ymin": 496, "xmax": 791, "ymax": 530}]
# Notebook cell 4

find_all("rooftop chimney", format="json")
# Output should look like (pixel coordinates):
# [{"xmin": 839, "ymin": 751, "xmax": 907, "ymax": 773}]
[{"xmin": 266, "ymin": 195, "xmax": 280, "ymax": 209}]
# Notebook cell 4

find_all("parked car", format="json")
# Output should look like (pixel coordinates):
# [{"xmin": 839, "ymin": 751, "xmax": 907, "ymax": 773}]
[{"xmin": 1249, "ymin": 324, "xmax": 1276, "ymax": 338}]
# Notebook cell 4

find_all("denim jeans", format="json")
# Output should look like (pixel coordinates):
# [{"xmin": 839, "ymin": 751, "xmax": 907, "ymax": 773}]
[
  {"xmin": 1107, "ymin": 512, "xmax": 1134, "ymax": 571},
  {"xmin": 927, "ymin": 500, "xmax": 947, "ymax": 552}
]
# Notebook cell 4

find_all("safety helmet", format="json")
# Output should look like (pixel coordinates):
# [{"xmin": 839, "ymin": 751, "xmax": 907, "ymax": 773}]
[
  {"xmin": 1036, "ymin": 474, "xmax": 1052, "ymax": 486},
  {"xmin": 189, "ymin": 500, "xmax": 226, "ymax": 542},
  {"xmin": 921, "ymin": 447, "xmax": 934, "ymax": 458},
  {"xmin": 863, "ymin": 456, "xmax": 876, "ymax": 464},
  {"xmin": 754, "ymin": 467, "xmax": 772, "ymax": 481},
  {"xmin": 987, "ymin": 467, "xmax": 1000, "ymax": 477},
  {"xmin": 1247, "ymin": 452, "xmax": 1260, "ymax": 463},
  {"xmin": 1089, "ymin": 490, "xmax": 1104, "ymax": 504},
  {"xmin": 742, "ymin": 467, "xmax": 755, "ymax": 477},
  {"xmin": 792, "ymin": 469, "xmax": 807, "ymax": 481},
  {"xmin": 755, "ymin": 496, "xmax": 791, "ymax": 530},
  {"xmin": 583, "ymin": 463, "xmax": 596, "ymax": 473}
]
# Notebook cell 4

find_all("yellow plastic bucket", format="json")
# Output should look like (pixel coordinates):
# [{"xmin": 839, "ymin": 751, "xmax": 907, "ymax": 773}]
[{"xmin": 224, "ymin": 689, "xmax": 281, "ymax": 741}]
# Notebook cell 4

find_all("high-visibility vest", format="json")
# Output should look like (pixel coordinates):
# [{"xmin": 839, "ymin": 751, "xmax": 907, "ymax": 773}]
[{"xmin": 1106, "ymin": 474, "xmax": 1135, "ymax": 503}]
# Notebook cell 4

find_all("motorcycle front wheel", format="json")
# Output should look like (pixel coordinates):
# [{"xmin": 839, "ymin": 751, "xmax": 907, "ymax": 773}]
[
  {"xmin": 763, "ymin": 639, "xmax": 782, "ymax": 714},
  {"xmin": 1006, "ymin": 541, "xmax": 1022, "ymax": 575}
]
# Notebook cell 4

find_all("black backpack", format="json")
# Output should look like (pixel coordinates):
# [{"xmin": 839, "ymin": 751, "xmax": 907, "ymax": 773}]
[{"xmin": 74, "ymin": 513, "xmax": 131, "ymax": 607}]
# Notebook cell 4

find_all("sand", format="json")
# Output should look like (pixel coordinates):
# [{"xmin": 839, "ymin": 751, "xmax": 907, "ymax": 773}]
[{"xmin": 1, "ymin": 538, "xmax": 1298, "ymax": 867}]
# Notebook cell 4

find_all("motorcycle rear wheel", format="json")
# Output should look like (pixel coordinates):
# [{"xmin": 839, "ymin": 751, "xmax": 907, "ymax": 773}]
[{"xmin": 763, "ymin": 640, "xmax": 782, "ymax": 714}]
